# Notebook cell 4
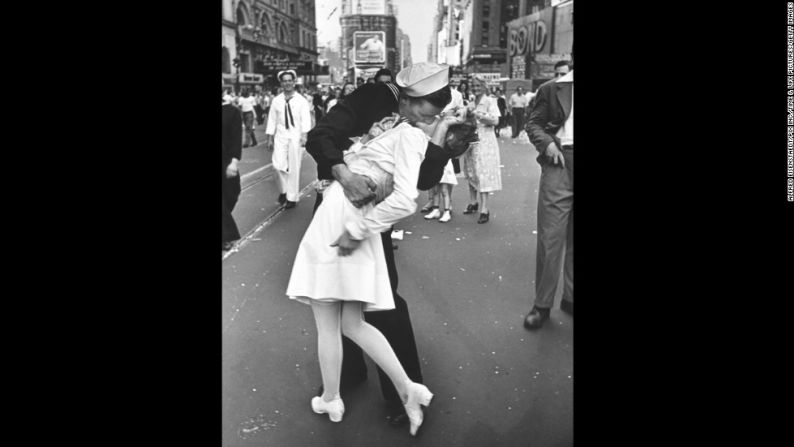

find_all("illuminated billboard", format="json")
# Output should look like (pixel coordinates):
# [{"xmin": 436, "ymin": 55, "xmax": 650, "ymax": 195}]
[{"xmin": 353, "ymin": 31, "xmax": 386, "ymax": 65}]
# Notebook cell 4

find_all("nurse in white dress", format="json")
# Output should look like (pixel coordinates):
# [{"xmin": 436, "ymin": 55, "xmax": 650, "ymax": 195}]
[{"xmin": 285, "ymin": 62, "xmax": 465, "ymax": 436}]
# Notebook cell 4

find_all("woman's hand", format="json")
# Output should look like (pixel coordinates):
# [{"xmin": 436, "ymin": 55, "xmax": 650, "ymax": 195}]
[
  {"xmin": 429, "ymin": 112, "xmax": 466, "ymax": 148},
  {"xmin": 442, "ymin": 106, "xmax": 468, "ymax": 121},
  {"xmin": 330, "ymin": 230, "xmax": 362, "ymax": 256}
]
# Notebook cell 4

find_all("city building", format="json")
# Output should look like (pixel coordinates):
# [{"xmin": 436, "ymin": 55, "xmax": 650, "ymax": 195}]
[
  {"xmin": 222, "ymin": 0, "xmax": 238, "ymax": 91},
  {"xmin": 339, "ymin": 0, "xmax": 400, "ymax": 82},
  {"xmin": 317, "ymin": 41, "xmax": 347, "ymax": 85},
  {"xmin": 231, "ymin": 0, "xmax": 319, "ymax": 91},
  {"xmin": 429, "ymin": 0, "xmax": 466, "ymax": 67},
  {"xmin": 459, "ymin": 0, "xmax": 521, "ymax": 82},
  {"xmin": 396, "ymin": 27, "xmax": 413, "ymax": 70},
  {"xmin": 506, "ymin": 0, "xmax": 572, "ymax": 89}
]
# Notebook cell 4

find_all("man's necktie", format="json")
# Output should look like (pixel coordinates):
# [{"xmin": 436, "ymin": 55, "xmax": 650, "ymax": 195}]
[{"xmin": 284, "ymin": 96, "xmax": 294, "ymax": 130}]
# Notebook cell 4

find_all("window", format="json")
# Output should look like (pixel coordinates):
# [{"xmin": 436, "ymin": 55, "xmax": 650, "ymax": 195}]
[
  {"xmin": 290, "ymin": 3, "xmax": 295, "ymax": 14},
  {"xmin": 481, "ymin": 22, "xmax": 489, "ymax": 46},
  {"xmin": 236, "ymin": 5, "xmax": 246, "ymax": 25},
  {"xmin": 241, "ymin": 53, "xmax": 252, "ymax": 73},
  {"xmin": 482, "ymin": 2, "xmax": 490, "ymax": 16},
  {"xmin": 222, "ymin": 47, "xmax": 231, "ymax": 73},
  {"xmin": 279, "ymin": 23, "xmax": 288, "ymax": 44},
  {"xmin": 260, "ymin": 14, "xmax": 271, "ymax": 37}
]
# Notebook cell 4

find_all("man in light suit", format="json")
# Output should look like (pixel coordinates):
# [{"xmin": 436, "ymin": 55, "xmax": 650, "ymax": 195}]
[{"xmin": 523, "ymin": 55, "xmax": 574, "ymax": 330}]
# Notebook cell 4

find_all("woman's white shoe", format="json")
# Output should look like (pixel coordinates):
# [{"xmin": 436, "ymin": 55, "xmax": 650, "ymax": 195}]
[
  {"xmin": 424, "ymin": 208, "xmax": 441, "ymax": 220},
  {"xmin": 438, "ymin": 209, "xmax": 452, "ymax": 223},
  {"xmin": 311, "ymin": 396, "xmax": 345, "ymax": 422},
  {"xmin": 403, "ymin": 382, "xmax": 434, "ymax": 436}
]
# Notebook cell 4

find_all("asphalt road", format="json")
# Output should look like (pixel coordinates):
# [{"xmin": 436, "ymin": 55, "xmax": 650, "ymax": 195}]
[{"xmin": 222, "ymin": 129, "xmax": 573, "ymax": 447}]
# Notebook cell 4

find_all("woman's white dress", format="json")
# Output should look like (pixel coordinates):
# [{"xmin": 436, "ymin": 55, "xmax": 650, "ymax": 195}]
[
  {"xmin": 286, "ymin": 122, "xmax": 429, "ymax": 311},
  {"xmin": 463, "ymin": 95, "xmax": 503, "ymax": 192}
]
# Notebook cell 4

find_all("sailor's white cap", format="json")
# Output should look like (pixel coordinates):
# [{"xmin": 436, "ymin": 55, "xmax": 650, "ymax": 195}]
[{"xmin": 396, "ymin": 62, "xmax": 449, "ymax": 97}]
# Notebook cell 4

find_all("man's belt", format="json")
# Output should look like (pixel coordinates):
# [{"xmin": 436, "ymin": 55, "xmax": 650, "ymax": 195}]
[{"xmin": 562, "ymin": 144, "xmax": 574, "ymax": 150}]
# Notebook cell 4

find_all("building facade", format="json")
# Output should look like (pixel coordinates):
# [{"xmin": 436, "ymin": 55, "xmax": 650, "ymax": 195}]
[
  {"xmin": 429, "ymin": 0, "xmax": 466, "ymax": 67},
  {"xmin": 459, "ymin": 0, "xmax": 520, "ymax": 80},
  {"xmin": 222, "ymin": 0, "xmax": 238, "ymax": 90},
  {"xmin": 230, "ymin": 0, "xmax": 319, "ymax": 91},
  {"xmin": 317, "ymin": 42, "xmax": 347, "ymax": 86},
  {"xmin": 507, "ymin": 0, "xmax": 572, "ymax": 89},
  {"xmin": 339, "ymin": 0, "xmax": 400, "ymax": 82},
  {"xmin": 396, "ymin": 27, "xmax": 412, "ymax": 70}
]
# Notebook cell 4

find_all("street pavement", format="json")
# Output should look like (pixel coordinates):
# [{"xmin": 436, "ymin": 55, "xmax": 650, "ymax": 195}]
[
  {"xmin": 222, "ymin": 128, "xmax": 573, "ymax": 447},
  {"xmin": 228, "ymin": 122, "xmax": 319, "ymax": 247}
]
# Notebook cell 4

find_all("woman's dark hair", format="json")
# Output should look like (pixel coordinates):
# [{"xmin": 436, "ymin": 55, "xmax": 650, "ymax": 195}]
[
  {"xmin": 458, "ymin": 80, "xmax": 470, "ymax": 94},
  {"xmin": 402, "ymin": 85, "xmax": 452, "ymax": 109}
]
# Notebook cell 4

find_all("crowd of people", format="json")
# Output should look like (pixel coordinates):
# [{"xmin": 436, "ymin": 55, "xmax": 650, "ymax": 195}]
[{"xmin": 222, "ymin": 57, "xmax": 574, "ymax": 438}]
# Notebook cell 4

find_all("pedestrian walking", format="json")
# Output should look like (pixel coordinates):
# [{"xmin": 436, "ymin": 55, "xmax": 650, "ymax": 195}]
[
  {"xmin": 303, "ymin": 63, "xmax": 465, "ymax": 431},
  {"xmin": 265, "ymin": 70, "xmax": 312, "ymax": 209},
  {"xmin": 238, "ymin": 90, "xmax": 258, "ymax": 147},
  {"xmin": 254, "ymin": 91, "xmax": 265, "ymax": 126},
  {"xmin": 494, "ymin": 88, "xmax": 508, "ymax": 138},
  {"xmin": 523, "ymin": 59, "xmax": 574, "ymax": 330},
  {"xmin": 288, "ymin": 62, "xmax": 465, "ymax": 436},
  {"xmin": 462, "ymin": 75, "xmax": 502, "ymax": 224},
  {"xmin": 222, "ymin": 88, "xmax": 243, "ymax": 251},
  {"xmin": 262, "ymin": 91, "xmax": 272, "ymax": 120},
  {"xmin": 509, "ymin": 86, "xmax": 529, "ymax": 139}
]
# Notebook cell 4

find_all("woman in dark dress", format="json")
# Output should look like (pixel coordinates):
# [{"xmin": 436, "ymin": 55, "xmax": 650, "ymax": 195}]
[{"xmin": 495, "ymin": 87, "xmax": 508, "ymax": 137}]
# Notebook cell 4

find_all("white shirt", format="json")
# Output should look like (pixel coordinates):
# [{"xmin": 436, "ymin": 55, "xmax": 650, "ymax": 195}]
[
  {"xmin": 238, "ymin": 96, "xmax": 257, "ymax": 113},
  {"xmin": 509, "ymin": 93, "xmax": 529, "ymax": 109},
  {"xmin": 555, "ymin": 70, "xmax": 573, "ymax": 146},
  {"xmin": 265, "ymin": 92, "xmax": 312, "ymax": 139},
  {"xmin": 524, "ymin": 91, "xmax": 536, "ymax": 104},
  {"xmin": 343, "ymin": 123, "xmax": 429, "ymax": 241}
]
